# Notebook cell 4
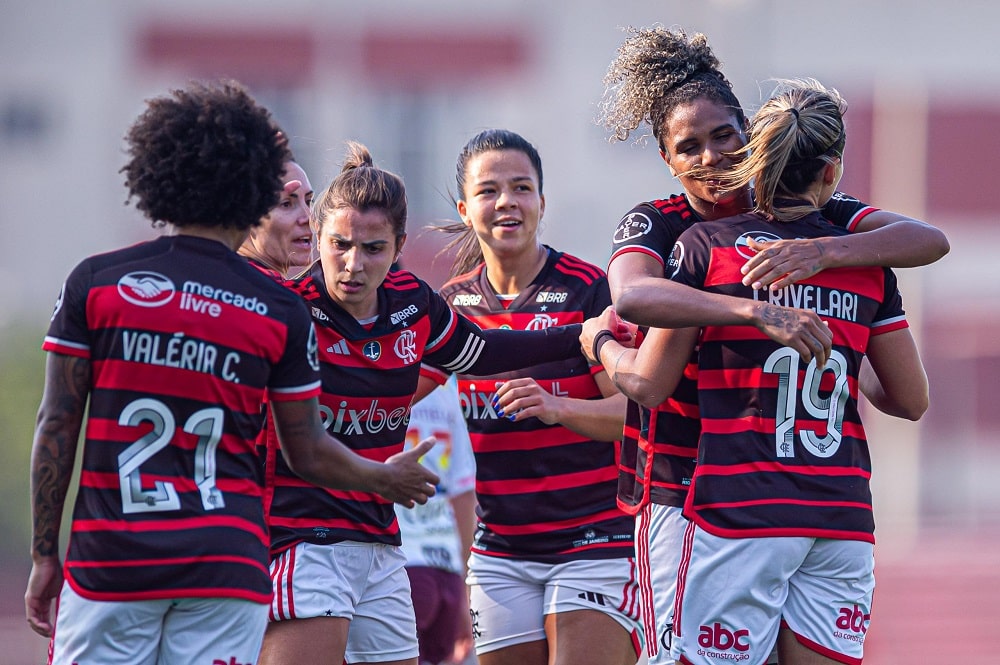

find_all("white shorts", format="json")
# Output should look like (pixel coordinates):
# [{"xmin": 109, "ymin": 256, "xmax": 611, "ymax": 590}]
[
  {"xmin": 269, "ymin": 541, "xmax": 419, "ymax": 663},
  {"xmin": 50, "ymin": 581, "xmax": 267, "ymax": 665},
  {"xmin": 466, "ymin": 552, "xmax": 643, "ymax": 656},
  {"xmin": 673, "ymin": 523, "xmax": 874, "ymax": 665},
  {"xmin": 636, "ymin": 502, "xmax": 686, "ymax": 665}
]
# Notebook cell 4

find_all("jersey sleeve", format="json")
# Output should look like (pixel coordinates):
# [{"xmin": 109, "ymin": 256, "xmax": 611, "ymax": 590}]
[
  {"xmin": 870, "ymin": 268, "xmax": 909, "ymax": 336},
  {"xmin": 42, "ymin": 259, "xmax": 94, "ymax": 358},
  {"xmin": 422, "ymin": 290, "xmax": 583, "ymax": 376},
  {"xmin": 822, "ymin": 191, "xmax": 880, "ymax": 232},
  {"xmin": 666, "ymin": 225, "xmax": 711, "ymax": 290},
  {"xmin": 608, "ymin": 202, "xmax": 677, "ymax": 269},
  {"xmin": 266, "ymin": 298, "xmax": 322, "ymax": 402}
]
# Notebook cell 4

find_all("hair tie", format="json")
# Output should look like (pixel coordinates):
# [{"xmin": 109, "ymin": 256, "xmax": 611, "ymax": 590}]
[{"xmin": 788, "ymin": 108, "xmax": 800, "ymax": 120}]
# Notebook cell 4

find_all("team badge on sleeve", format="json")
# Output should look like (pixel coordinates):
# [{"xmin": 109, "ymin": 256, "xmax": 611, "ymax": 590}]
[
  {"xmin": 667, "ymin": 242, "xmax": 684, "ymax": 279},
  {"xmin": 307, "ymin": 325, "xmax": 320, "ymax": 371},
  {"xmin": 50, "ymin": 282, "xmax": 66, "ymax": 321},
  {"xmin": 613, "ymin": 212, "xmax": 653, "ymax": 244}
]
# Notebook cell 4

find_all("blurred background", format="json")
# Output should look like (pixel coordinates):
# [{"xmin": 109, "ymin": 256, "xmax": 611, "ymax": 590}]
[{"xmin": 2, "ymin": 1, "xmax": 997, "ymax": 662}]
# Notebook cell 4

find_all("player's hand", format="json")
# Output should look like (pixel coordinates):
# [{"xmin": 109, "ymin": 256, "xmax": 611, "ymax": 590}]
[
  {"xmin": 25, "ymin": 556, "xmax": 63, "ymax": 637},
  {"xmin": 580, "ymin": 306, "xmax": 635, "ymax": 363},
  {"xmin": 741, "ymin": 237, "xmax": 827, "ymax": 291},
  {"xmin": 381, "ymin": 437, "xmax": 439, "ymax": 508},
  {"xmin": 492, "ymin": 378, "xmax": 563, "ymax": 425},
  {"xmin": 753, "ymin": 302, "xmax": 833, "ymax": 367}
]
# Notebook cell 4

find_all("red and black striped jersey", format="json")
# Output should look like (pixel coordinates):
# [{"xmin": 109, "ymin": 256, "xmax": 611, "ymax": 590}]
[
  {"xmin": 607, "ymin": 192, "xmax": 880, "ymax": 511},
  {"xmin": 437, "ymin": 248, "xmax": 635, "ymax": 563},
  {"xmin": 42, "ymin": 235, "xmax": 321, "ymax": 604},
  {"xmin": 669, "ymin": 210, "xmax": 908, "ymax": 542},
  {"xmin": 265, "ymin": 266, "xmax": 584, "ymax": 557}
]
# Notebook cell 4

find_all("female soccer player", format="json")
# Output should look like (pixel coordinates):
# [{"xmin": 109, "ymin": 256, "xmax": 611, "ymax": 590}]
[
  {"xmin": 594, "ymin": 26, "xmax": 949, "ymax": 665},
  {"xmin": 239, "ymin": 159, "xmax": 316, "ymax": 279},
  {"xmin": 589, "ymin": 77, "xmax": 929, "ymax": 665},
  {"xmin": 433, "ymin": 129, "xmax": 641, "ymax": 665},
  {"xmin": 259, "ymin": 142, "xmax": 590, "ymax": 665},
  {"xmin": 26, "ymin": 81, "xmax": 436, "ymax": 665}
]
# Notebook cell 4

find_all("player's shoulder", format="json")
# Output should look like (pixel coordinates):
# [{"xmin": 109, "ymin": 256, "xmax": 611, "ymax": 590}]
[
  {"xmin": 613, "ymin": 194, "xmax": 696, "ymax": 244},
  {"xmin": 438, "ymin": 264, "xmax": 485, "ymax": 298},
  {"xmin": 548, "ymin": 248, "xmax": 607, "ymax": 286},
  {"xmin": 381, "ymin": 269, "xmax": 443, "ymax": 322}
]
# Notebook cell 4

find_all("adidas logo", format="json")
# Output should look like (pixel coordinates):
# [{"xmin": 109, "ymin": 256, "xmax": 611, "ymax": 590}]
[
  {"xmin": 327, "ymin": 339, "xmax": 349, "ymax": 355},
  {"xmin": 577, "ymin": 591, "xmax": 607, "ymax": 606}
]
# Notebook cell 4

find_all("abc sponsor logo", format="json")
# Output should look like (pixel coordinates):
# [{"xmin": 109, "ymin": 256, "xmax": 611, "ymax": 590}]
[
  {"xmin": 833, "ymin": 604, "xmax": 870, "ymax": 644},
  {"xmin": 118, "ymin": 271, "xmax": 176, "ymax": 307},
  {"xmin": 697, "ymin": 622, "xmax": 751, "ymax": 660}
]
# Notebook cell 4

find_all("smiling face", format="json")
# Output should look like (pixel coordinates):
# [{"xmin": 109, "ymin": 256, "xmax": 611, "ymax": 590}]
[
  {"xmin": 246, "ymin": 161, "xmax": 314, "ymax": 273},
  {"xmin": 456, "ymin": 149, "xmax": 545, "ymax": 262},
  {"xmin": 316, "ymin": 206, "xmax": 404, "ymax": 320},
  {"xmin": 660, "ymin": 97, "xmax": 749, "ymax": 220}
]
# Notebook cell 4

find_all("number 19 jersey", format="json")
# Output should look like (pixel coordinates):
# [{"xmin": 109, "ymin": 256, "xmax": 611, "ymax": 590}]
[{"xmin": 668, "ymin": 211, "xmax": 908, "ymax": 542}]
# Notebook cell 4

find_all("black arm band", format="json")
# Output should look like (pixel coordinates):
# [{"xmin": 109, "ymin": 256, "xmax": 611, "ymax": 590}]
[{"xmin": 592, "ymin": 329, "xmax": 616, "ymax": 364}]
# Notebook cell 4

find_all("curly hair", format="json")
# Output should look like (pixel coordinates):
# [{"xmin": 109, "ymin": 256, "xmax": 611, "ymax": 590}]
[
  {"xmin": 312, "ymin": 141, "xmax": 408, "ymax": 240},
  {"xmin": 122, "ymin": 80, "xmax": 290, "ymax": 230},
  {"xmin": 598, "ymin": 25, "xmax": 745, "ymax": 152},
  {"xmin": 699, "ymin": 78, "xmax": 848, "ymax": 221},
  {"xmin": 436, "ymin": 129, "xmax": 544, "ymax": 277}
]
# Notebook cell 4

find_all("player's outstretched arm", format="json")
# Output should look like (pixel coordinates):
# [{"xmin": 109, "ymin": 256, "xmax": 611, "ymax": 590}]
[
  {"xmin": 271, "ymin": 398, "xmax": 439, "ymax": 507},
  {"xmin": 26, "ymin": 353, "xmax": 89, "ymax": 637},
  {"xmin": 580, "ymin": 307, "xmax": 696, "ymax": 409},
  {"xmin": 741, "ymin": 212, "xmax": 950, "ymax": 291},
  {"xmin": 608, "ymin": 252, "xmax": 833, "ymax": 365}
]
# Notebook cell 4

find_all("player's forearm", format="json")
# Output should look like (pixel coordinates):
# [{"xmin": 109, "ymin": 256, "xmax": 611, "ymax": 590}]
[
  {"xmin": 31, "ymin": 355, "xmax": 88, "ymax": 560},
  {"xmin": 30, "ymin": 431, "xmax": 77, "ymax": 561},
  {"xmin": 550, "ymin": 393, "xmax": 628, "ymax": 442},
  {"xmin": 615, "ymin": 277, "xmax": 759, "ymax": 329},
  {"xmin": 820, "ymin": 220, "xmax": 949, "ymax": 269},
  {"xmin": 598, "ymin": 343, "xmax": 666, "ymax": 409}
]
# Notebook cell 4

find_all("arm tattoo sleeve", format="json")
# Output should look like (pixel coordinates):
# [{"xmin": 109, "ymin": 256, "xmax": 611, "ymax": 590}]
[{"xmin": 30, "ymin": 354, "xmax": 89, "ymax": 558}]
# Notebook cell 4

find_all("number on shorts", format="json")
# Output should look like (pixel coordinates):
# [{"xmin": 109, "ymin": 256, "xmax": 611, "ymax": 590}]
[
  {"xmin": 762, "ymin": 347, "xmax": 850, "ymax": 459},
  {"xmin": 117, "ymin": 398, "xmax": 226, "ymax": 514}
]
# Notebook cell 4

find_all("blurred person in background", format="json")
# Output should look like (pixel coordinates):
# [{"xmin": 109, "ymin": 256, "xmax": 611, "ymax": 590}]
[
  {"xmin": 259, "ymin": 141, "xmax": 591, "ymax": 665},
  {"xmin": 239, "ymin": 159, "xmax": 316, "ymax": 279},
  {"xmin": 595, "ymin": 25, "xmax": 949, "ymax": 665},
  {"xmin": 24, "ymin": 80, "xmax": 437, "ymax": 665},
  {"xmin": 398, "ymin": 374, "xmax": 478, "ymax": 665},
  {"xmin": 431, "ymin": 129, "xmax": 640, "ymax": 665},
  {"xmin": 587, "ymin": 77, "xmax": 929, "ymax": 665}
]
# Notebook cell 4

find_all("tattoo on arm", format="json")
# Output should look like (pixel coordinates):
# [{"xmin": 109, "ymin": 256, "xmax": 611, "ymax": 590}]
[
  {"xmin": 31, "ymin": 355, "xmax": 89, "ymax": 558},
  {"xmin": 759, "ymin": 304, "xmax": 797, "ymax": 332}
]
